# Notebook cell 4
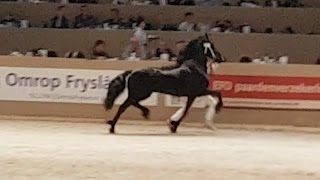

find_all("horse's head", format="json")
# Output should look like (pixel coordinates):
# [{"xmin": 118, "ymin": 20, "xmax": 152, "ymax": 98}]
[
  {"xmin": 179, "ymin": 34, "xmax": 225, "ymax": 71},
  {"xmin": 199, "ymin": 33, "xmax": 225, "ymax": 63}
]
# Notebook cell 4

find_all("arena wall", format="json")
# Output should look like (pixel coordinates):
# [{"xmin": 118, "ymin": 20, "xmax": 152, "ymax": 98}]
[
  {"xmin": 0, "ymin": 56, "xmax": 319, "ymax": 127},
  {"xmin": 0, "ymin": 28, "xmax": 320, "ymax": 64}
]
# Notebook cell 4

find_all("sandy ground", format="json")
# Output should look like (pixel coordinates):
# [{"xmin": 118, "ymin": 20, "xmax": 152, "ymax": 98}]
[{"xmin": 1, "ymin": 119, "xmax": 320, "ymax": 180}]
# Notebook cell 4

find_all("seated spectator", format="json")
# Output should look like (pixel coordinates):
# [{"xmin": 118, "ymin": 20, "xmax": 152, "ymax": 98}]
[
  {"xmin": 103, "ymin": 8, "xmax": 124, "ymax": 29},
  {"xmin": 173, "ymin": 40, "xmax": 188, "ymax": 62},
  {"xmin": 50, "ymin": 6, "xmax": 69, "ymax": 29},
  {"xmin": 282, "ymin": 0, "xmax": 303, "ymax": 7},
  {"xmin": 178, "ymin": 12, "xmax": 197, "ymax": 32},
  {"xmin": 25, "ymin": 48, "xmax": 58, "ymax": 57},
  {"xmin": 281, "ymin": 26, "xmax": 295, "ymax": 34},
  {"xmin": 238, "ymin": 0, "xmax": 261, "ymax": 7},
  {"xmin": 195, "ymin": 0, "xmax": 223, "ymax": 6},
  {"xmin": 74, "ymin": 5, "xmax": 98, "ymax": 29},
  {"xmin": 175, "ymin": 40, "xmax": 188, "ymax": 55},
  {"xmin": 90, "ymin": 40, "xmax": 111, "ymax": 60},
  {"xmin": 120, "ymin": 37, "xmax": 148, "ymax": 60},
  {"xmin": 154, "ymin": 40, "xmax": 176, "ymax": 60},
  {"xmin": 168, "ymin": 0, "xmax": 195, "ymax": 5},
  {"xmin": 239, "ymin": 56, "xmax": 253, "ymax": 63},
  {"xmin": 0, "ymin": 14, "xmax": 19, "ymax": 27},
  {"xmin": 264, "ymin": 27, "xmax": 273, "ymax": 33},
  {"xmin": 112, "ymin": 0, "xmax": 129, "ymax": 5},
  {"xmin": 211, "ymin": 20, "xmax": 234, "ymax": 33},
  {"xmin": 69, "ymin": 0, "xmax": 98, "ymax": 3},
  {"xmin": 265, "ymin": 0, "xmax": 280, "ymax": 7}
]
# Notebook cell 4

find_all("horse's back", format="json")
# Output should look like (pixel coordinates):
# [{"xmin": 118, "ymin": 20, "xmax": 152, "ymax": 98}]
[{"xmin": 127, "ymin": 66, "xmax": 208, "ymax": 97}]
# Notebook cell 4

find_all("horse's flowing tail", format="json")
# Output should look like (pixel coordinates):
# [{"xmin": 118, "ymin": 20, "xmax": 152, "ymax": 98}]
[{"xmin": 104, "ymin": 70, "xmax": 132, "ymax": 110}]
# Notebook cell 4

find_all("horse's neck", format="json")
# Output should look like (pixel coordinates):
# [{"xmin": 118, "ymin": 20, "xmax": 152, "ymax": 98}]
[
  {"xmin": 158, "ymin": 63, "xmax": 181, "ymax": 70},
  {"xmin": 182, "ymin": 59, "xmax": 207, "ymax": 72}
]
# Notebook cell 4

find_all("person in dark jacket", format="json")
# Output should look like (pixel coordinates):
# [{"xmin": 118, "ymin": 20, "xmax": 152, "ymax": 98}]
[
  {"xmin": 154, "ymin": 41, "xmax": 176, "ymax": 60},
  {"xmin": 74, "ymin": 5, "xmax": 98, "ymax": 29},
  {"xmin": 50, "ymin": 6, "xmax": 69, "ymax": 29},
  {"xmin": 90, "ymin": 40, "xmax": 111, "ymax": 60}
]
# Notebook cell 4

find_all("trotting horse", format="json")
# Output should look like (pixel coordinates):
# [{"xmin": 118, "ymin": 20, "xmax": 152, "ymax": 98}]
[{"xmin": 104, "ymin": 34, "xmax": 225, "ymax": 133}]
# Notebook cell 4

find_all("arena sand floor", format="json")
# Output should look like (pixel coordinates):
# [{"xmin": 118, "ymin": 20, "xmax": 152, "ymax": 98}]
[{"xmin": 1, "ymin": 118, "xmax": 320, "ymax": 180}]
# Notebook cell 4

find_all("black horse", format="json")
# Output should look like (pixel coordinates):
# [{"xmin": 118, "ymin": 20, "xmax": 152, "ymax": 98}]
[{"xmin": 104, "ymin": 34, "xmax": 225, "ymax": 133}]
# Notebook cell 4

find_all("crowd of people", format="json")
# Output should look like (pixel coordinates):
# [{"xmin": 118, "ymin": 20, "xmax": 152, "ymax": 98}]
[
  {"xmin": 2, "ymin": 0, "xmax": 319, "ymax": 64},
  {"xmin": 8, "ymin": 37, "xmax": 187, "ymax": 62},
  {"xmin": 0, "ymin": 0, "xmax": 306, "ymax": 7},
  {"xmin": 0, "ymin": 0, "xmax": 312, "ymax": 35}
]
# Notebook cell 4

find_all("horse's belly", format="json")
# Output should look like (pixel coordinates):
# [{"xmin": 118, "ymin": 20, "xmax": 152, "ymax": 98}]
[{"xmin": 154, "ymin": 75, "xmax": 208, "ymax": 96}]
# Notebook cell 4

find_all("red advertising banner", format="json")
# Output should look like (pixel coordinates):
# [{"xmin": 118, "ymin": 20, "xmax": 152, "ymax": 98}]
[{"xmin": 209, "ymin": 75, "xmax": 320, "ymax": 110}]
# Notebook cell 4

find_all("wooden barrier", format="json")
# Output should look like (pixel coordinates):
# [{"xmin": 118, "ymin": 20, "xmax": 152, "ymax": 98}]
[
  {"xmin": 0, "ymin": 56, "xmax": 319, "ymax": 127},
  {"xmin": 1, "ymin": 28, "xmax": 320, "ymax": 64}
]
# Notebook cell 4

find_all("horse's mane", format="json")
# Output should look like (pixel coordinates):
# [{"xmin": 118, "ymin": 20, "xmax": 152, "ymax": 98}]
[
  {"xmin": 156, "ymin": 48, "xmax": 188, "ymax": 71},
  {"xmin": 155, "ymin": 38, "xmax": 205, "ymax": 71}
]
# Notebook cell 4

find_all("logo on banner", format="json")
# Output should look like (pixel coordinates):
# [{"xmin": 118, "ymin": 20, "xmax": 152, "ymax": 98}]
[{"xmin": 0, "ymin": 67, "xmax": 158, "ymax": 106}]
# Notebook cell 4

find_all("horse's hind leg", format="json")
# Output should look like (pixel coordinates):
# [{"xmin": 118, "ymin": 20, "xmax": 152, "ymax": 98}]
[
  {"xmin": 198, "ymin": 89, "xmax": 223, "ymax": 130},
  {"xmin": 167, "ymin": 96, "xmax": 196, "ymax": 133},
  {"xmin": 107, "ymin": 98, "xmax": 131, "ymax": 134},
  {"xmin": 132, "ymin": 102, "xmax": 150, "ymax": 119},
  {"xmin": 202, "ymin": 89, "xmax": 223, "ymax": 112}
]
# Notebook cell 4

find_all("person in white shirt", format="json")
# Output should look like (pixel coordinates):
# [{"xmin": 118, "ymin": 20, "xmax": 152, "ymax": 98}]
[
  {"xmin": 178, "ymin": 12, "xmax": 196, "ymax": 32},
  {"xmin": 133, "ymin": 17, "xmax": 147, "ymax": 46}
]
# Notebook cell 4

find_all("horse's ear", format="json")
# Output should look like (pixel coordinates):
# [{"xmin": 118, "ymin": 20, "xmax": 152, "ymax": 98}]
[{"xmin": 205, "ymin": 33, "xmax": 210, "ymax": 41}]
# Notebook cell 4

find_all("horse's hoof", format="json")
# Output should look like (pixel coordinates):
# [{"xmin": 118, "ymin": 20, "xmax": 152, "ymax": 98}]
[
  {"xmin": 215, "ymin": 104, "xmax": 223, "ymax": 113},
  {"xmin": 205, "ymin": 120, "xmax": 217, "ymax": 131},
  {"xmin": 109, "ymin": 128, "xmax": 115, "ymax": 134},
  {"xmin": 167, "ymin": 119, "xmax": 179, "ymax": 133},
  {"xmin": 142, "ymin": 109, "xmax": 150, "ymax": 119}
]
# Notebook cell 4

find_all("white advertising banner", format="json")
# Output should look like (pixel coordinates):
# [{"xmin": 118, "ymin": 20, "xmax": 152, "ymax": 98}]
[{"xmin": 0, "ymin": 67, "xmax": 158, "ymax": 106}]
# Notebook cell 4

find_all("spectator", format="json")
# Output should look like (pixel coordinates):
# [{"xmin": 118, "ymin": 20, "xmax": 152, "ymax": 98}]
[
  {"xmin": 265, "ymin": 0, "xmax": 280, "ymax": 7},
  {"xmin": 168, "ymin": 0, "xmax": 195, "ymax": 5},
  {"xmin": 264, "ymin": 27, "xmax": 273, "ymax": 33},
  {"xmin": 195, "ymin": 0, "xmax": 223, "ymax": 6},
  {"xmin": 282, "ymin": 26, "xmax": 295, "ymax": 34},
  {"xmin": 178, "ymin": 12, "xmax": 197, "ymax": 32},
  {"xmin": 133, "ymin": 17, "xmax": 148, "ymax": 47},
  {"xmin": 0, "ymin": 14, "xmax": 19, "ymax": 27},
  {"xmin": 181, "ymin": 0, "xmax": 196, "ymax": 5},
  {"xmin": 90, "ymin": 40, "xmax": 111, "ymax": 59},
  {"xmin": 282, "ymin": 0, "xmax": 303, "ymax": 7},
  {"xmin": 173, "ymin": 40, "xmax": 188, "ymax": 62},
  {"xmin": 239, "ymin": 56, "xmax": 253, "ymax": 63},
  {"xmin": 175, "ymin": 40, "xmax": 188, "ymax": 55},
  {"xmin": 74, "ymin": 5, "xmax": 98, "ymax": 29},
  {"xmin": 121, "ymin": 37, "xmax": 148, "ymax": 60},
  {"xmin": 50, "ymin": 5, "xmax": 69, "ymax": 29},
  {"xmin": 238, "ymin": 0, "xmax": 261, "ymax": 7},
  {"xmin": 69, "ymin": 0, "xmax": 98, "ymax": 3},
  {"xmin": 211, "ymin": 20, "xmax": 234, "ymax": 33},
  {"xmin": 103, "ymin": 8, "xmax": 124, "ymax": 29},
  {"xmin": 112, "ymin": 0, "xmax": 128, "ymax": 5},
  {"xmin": 154, "ymin": 40, "xmax": 175, "ymax": 60}
]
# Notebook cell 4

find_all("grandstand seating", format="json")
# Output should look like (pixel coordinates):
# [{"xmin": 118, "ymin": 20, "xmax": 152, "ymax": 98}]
[{"xmin": 0, "ymin": 1, "xmax": 319, "ymax": 64}]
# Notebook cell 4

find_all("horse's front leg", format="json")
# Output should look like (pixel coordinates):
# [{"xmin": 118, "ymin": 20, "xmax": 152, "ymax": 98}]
[{"xmin": 167, "ymin": 96, "xmax": 196, "ymax": 133}]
